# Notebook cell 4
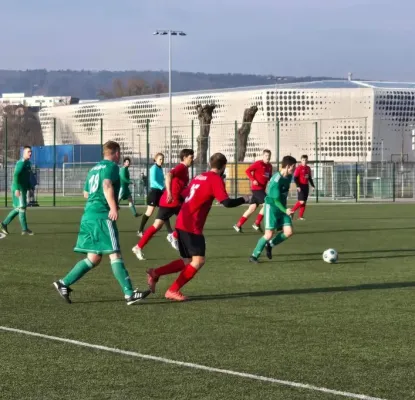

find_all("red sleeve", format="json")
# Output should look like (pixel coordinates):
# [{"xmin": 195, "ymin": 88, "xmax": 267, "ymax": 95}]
[
  {"xmin": 294, "ymin": 166, "xmax": 300, "ymax": 177},
  {"xmin": 245, "ymin": 162, "xmax": 258, "ymax": 181},
  {"xmin": 212, "ymin": 175, "xmax": 229, "ymax": 203}
]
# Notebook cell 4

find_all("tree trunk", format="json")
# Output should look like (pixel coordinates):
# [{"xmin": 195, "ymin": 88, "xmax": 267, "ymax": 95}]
[
  {"xmin": 237, "ymin": 106, "xmax": 258, "ymax": 161},
  {"xmin": 194, "ymin": 104, "xmax": 216, "ymax": 173}
]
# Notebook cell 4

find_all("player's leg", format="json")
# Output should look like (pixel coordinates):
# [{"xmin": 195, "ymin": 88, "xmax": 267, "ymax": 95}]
[
  {"xmin": 298, "ymin": 186, "xmax": 309, "ymax": 220},
  {"xmin": 138, "ymin": 205, "xmax": 155, "ymax": 236},
  {"xmin": 234, "ymin": 198, "xmax": 257, "ymax": 233},
  {"xmin": 127, "ymin": 193, "xmax": 141, "ymax": 218},
  {"xmin": 269, "ymin": 215, "xmax": 293, "ymax": 249},
  {"xmin": 1, "ymin": 194, "xmax": 19, "ymax": 233},
  {"xmin": 165, "ymin": 217, "xmax": 179, "ymax": 250},
  {"xmin": 165, "ymin": 230, "xmax": 205, "ymax": 301},
  {"xmin": 250, "ymin": 204, "xmax": 275, "ymax": 262},
  {"xmin": 16, "ymin": 190, "xmax": 32, "ymax": 235},
  {"xmin": 109, "ymin": 252, "xmax": 151, "ymax": 305},
  {"xmin": 252, "ymin": 192, "xmax": 266, "ymax": 232}
]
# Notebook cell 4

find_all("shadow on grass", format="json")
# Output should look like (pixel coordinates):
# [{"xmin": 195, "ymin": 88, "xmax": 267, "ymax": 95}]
[{"xmin": 75, "ymin": 280, "xmax": 415, "ymax": 305}]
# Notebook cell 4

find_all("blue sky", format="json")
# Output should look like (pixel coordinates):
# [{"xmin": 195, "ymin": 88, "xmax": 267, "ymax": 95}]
[{"xmin": 2, "ymin": 0, "xmax": 415, "ymax": 80}]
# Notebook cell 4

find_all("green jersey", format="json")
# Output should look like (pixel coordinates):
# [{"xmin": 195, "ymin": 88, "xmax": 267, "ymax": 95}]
[
  {"xmin": 265, "ymin": 171, "xmax": 292, "ymax": 213},
  {"xmin": 12, "ymin": 159, "xmax": 32, "ymax": 191},
  {"xmin": 83, "ymin": 160, "xmax": 120, "ymax": 219},
  {"xmin": 120, "ymin": 166, "xmax": 132, "ymax": 190}
]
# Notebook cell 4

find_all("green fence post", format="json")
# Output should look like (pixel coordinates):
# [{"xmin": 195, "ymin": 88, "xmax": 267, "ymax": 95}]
[
  {"xmin": 314, "ymin": 121, "xmax": 319, "ymax": 203},
  {"xmin": 4, "ymin": 116, "xmax": 8, "ymax": 207},
  {"xmin": 355, "ymin": 162, "xmax": 358, "ymax": 203},
  {"xmin": 392, "ymin": 162, "xmax": 396, "ymax": 202},
  {"xmin": 53, "ymin": 118, "xmax": 57, "ymax": 207},
  {"xmin": 276, "ymin": 119, "xmax": 280, "ymax": 168},
  {"xmin": 234, "ymin": 120, "xmax": 238, "ymax": 197},
  {"xmin": 100, "ymin": 118, "xmax": 104, "ymax": 157},
  {"xmin": 146, "ymin": 119, "xmax": 150, "ymax": 195},
  {"xmin": 191, "ymin": 120, "xmax": 194, "ymax": 178}
]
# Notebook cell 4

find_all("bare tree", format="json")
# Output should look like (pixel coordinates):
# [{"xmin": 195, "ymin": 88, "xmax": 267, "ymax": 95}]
[
  {"xmin": 194, "ymin": 104, "xmax": 216, "ymax": 172},
  {"xmin": 237, "ymin": 106, "xmax": 258, "ymax": 161}
]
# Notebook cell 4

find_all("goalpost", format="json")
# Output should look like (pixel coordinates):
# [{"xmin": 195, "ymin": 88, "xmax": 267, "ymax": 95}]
[{"xmin": 62, "ymin": 162, "xmax": 97, "ymax": 197}]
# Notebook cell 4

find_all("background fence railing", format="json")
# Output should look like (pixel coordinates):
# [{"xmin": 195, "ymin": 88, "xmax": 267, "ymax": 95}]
[{"xmin": 0, "ymin": 116, "xmax": 413, "ymax": 207}]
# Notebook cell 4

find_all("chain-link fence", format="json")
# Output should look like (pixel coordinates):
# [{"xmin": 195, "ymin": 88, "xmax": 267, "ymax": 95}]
[{"xmin": 1, "ymin": 116, "xmax": 414, "ymax": 207}]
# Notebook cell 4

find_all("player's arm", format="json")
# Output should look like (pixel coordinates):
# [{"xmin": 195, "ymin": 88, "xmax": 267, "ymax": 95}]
[
  {"xmin": 213, "ymin": 177, "xmax": 248, "ymax": 207},
  {"xmin": 268, "ymin": 183, "xmax": 290, "ymax": 214},
  {"xmin": 165, "ymin": 172, "xmax": 173, "ymax": 202},
  {"xmin": 293, "ymin": 166, "xmax": 301, "ymax": 187},
  {"xmin": 308, "ymin": 169, "xmax": 315, "ymax": 188},
  {"xmin": 245, "ymin": 163, "xmax": 258, "ymax": 184},
  {"xmin": 83, "ymin": 177, "xmax": 89, "ymax": 198},
  {"xmin": 103, "ymin": 179, "xmax": 118, "ymax": 221},
  {"xmin": 13, "ymin": 162, "xmax": 24, "ymax": 195},
  {"xmin": 149, "ymin": 165, "xmax": 157, "ymax": 188}
]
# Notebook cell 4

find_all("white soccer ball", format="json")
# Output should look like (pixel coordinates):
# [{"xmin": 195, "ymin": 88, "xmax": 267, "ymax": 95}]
[{"xmin": 323, "ymin": 248, "xmax": 338, "ymax": 264}]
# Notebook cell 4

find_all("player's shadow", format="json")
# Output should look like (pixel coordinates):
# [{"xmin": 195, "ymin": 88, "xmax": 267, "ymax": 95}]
[{"xmin": 187, "ymin": 281, "xmax": 415, "ymax": 302}]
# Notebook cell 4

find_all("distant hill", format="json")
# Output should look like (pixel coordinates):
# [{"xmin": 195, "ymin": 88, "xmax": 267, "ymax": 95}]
[{"xmin": 0, "ymin": 69, "xmax": 343, "ymax": 100}]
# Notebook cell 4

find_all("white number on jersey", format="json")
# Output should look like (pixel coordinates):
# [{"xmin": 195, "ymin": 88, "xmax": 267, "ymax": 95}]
[
  {"xmin": 88, "ymin": 174, "xmax": 100, "ymax": 194},
  {"xmin": 185, "ymin": 184, "xmax": 200, "ymax": 203}
]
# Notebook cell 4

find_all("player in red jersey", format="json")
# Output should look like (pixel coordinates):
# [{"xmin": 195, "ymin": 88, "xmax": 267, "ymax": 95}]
[
  {"xmin": 145, "ymin": 152, "xmax": 249, "ymax": 301},
  {"xmin": 291, "ymin": 155, "xmax": 315, "ymax": 220},
  {"xmin": 132, "ymin": 149, "xmax": 194, "ymax": 260},
  {"xmin": 234, "ymin": 149, "xmax": 272, "ymax": 233}
]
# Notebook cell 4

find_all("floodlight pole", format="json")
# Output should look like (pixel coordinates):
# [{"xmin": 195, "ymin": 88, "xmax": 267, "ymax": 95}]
[{"xmin": 154, "ymin": 30, "xmax": 186, "ymax": 167}]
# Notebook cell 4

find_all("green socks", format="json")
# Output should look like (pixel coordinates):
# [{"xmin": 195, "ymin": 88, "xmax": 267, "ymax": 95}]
[
  {"xmin": 62, "ymin": 258, "xmax": 94, "ymax": 286},
  {"xmin": 270, "ymin": 232, "xmax": 287, "ymax": 247},
  {"xmin": 3, "ymin": 209, "xmax": 19, "ymax": 225},
  {"xmin": 19, "ymin": 210, "xmax": 28, "ymax": 231},
  {"xmin": 111, "ymin": 259, "xmax": 134, "ymax": 297},
  {"xmin": 252, "ymin": 237, "xmax": 268, "ymax": 258},
  {"xmin": 128, "ymin": 202, "xmax": 137, "ymax": 217}
]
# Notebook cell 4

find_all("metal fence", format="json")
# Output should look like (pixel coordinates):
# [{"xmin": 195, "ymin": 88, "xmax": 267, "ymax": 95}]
[{"xmin": 1, "ymin": 116, "xmax": 414, "ymax": 206}]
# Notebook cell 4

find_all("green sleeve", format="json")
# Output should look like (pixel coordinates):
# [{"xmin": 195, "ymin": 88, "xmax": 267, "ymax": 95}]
[
  {"xmin": 120, "ymin": 167, "xmax": 132, "ymax": 184},
  {"xmin": 13, "ymin": 161, "xmax": 24, "ymax": 190},
  {"xmin": 268, "ymin": 180, "xmax": 286, "ymax": 213}
]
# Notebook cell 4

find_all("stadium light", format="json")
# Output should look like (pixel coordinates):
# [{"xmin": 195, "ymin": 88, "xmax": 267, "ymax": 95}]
[{"xmin": 154, "ymin": 30, "xmax": 187, "ymax": 165}]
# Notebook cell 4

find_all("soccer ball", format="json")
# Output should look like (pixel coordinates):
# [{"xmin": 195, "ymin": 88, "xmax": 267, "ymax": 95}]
[{"xmin": 323, "ymin": 248, "xmax": 338, "ymax": 264}]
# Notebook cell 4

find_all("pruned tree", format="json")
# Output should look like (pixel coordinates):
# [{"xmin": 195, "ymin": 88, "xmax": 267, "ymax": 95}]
[
  {"xmin": 237, "ymin": 105, "xmax": 258, "ymax": 161},
  {"xmin": 194, "ymin": 104, "xmax": 216, "ymax": 171},
  {"xmin": 0, "ymin": 105, "xmax": 43, "ymax": 161},
  {"xmin": 98, "ymin": 77, "xmax": 168, "ymax": 99}
]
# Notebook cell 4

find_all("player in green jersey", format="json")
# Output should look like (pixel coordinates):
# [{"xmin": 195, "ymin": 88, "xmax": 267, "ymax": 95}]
[
  {"xmin": 249, "ymin": 155, "xmax": 297, "ymax": 263},
  {"xmin": 1, "ymin": 146, "xmax": 34, "ymax": 235},
  {"xmin": 119, "ymin": 157, "xmax": 141, "ymax": 218},
  {"xmin": 53, "ymin": 141, "xmax": 151, "ymax": 305}
]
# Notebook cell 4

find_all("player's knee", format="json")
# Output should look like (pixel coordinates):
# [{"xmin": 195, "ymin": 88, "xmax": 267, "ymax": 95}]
[
  {"xmin": 300, "ymin": 201, "xmax": 305, "ymax": 205},
  {"xmin": 191, "ymin": 256, "xmax": 205, "ymax": 270},
  {"xmin": 284, "ymin": 227, "xmax": 293, "ymax": 238},
  {"xmin": 153, "ymin": 219, "xmax": 164, "ymax": 230},
  {"xmin": 145, "ymin": 206, "xmax": 154, "ymax": 216},
  {"xmin": 264, "ymin": 231, "xmax": 273, "ymax": 240},
  {"xmin": 88, "ymin": 254, "xmax": 102, "ymax": 266},
  {"xmin": 18, "ymin": 207, "xmax": 26, "ymax": 213}
]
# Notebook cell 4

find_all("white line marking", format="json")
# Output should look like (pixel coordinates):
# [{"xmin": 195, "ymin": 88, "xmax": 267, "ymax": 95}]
[{"xmin": 0, "ymin": 326, "xmax": 388, "ymax": 400}]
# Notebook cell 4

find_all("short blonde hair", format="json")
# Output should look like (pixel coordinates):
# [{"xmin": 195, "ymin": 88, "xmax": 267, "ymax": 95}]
[
  {"xmin": 154, "ymin": 152, "xmax": 164, "ymax": 161},
  {"xmin": 103, "ymin": 141, "xmax": 120, "ymax": 155}
]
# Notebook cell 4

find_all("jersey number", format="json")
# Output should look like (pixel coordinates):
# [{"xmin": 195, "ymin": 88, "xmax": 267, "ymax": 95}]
[
  {"xmin": 89, "ymin": 174, "xmax": 99, "ymax": 194},
  {"xmin": 185, "ymin": 184, "xmax": 200, "ymax": 203}
]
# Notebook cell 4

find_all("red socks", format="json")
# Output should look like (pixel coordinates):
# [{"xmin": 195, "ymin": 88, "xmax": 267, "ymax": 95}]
[
  {"xmin": 154, "ymin": 259, "xmax": 185, "ymax": 277},
  {"xmin": 299, "ymin": 203, "xmax": 306, "ymax": 218},
  {"xmin": 172, "ymin": 230, "xmax": 178, "ymax": 239},
  {"xmin": 254, "ymin": 213, "xmax": 263, "ymax": 226},
  {"xmin": 138, "ymin": 225, "xmax": 157, "ymax": 249},
  {"xmin": 169, "ymin": 264, "xmax": 198, "ymax": 292},
  {"xmin": 292, "ymin": 201, "xmax": 302, "ymax": 212},
  {"xmin": 237, "ymin": 216, "xmax": 248, "ymax": 227}
]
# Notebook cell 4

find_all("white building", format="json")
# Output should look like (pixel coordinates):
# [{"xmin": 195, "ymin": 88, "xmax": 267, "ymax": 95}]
[
  {"xmin": 38, "ymin": 80, "xmax": 415, "ymax": 163},
  {"xmin": 0, "ymin": 93, "xmax": 78, "ymax": 109}
]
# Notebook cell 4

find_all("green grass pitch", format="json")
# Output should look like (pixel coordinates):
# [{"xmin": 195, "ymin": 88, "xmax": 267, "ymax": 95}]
[{"xmin": 0, "ymin": 204, "xmax": 414, "ymax": 399}]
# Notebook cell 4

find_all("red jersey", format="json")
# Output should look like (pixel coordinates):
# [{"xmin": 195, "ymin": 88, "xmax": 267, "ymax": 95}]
[
  {"xmin": 175, "ymin": 171, "xmax": 229, "ymax": 235},
  {"xmin": 159, "ymin": 163, "xmax": 189, "ymax": 208},
  {"xmin": 294, "ymin": 165, "xmax": 312, "ymax": 186},
  {"xmin": 245, "ymin": 161, "xmax": 273, "ymax": 191}
]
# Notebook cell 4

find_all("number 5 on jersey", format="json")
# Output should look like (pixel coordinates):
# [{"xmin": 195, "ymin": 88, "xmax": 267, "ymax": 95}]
[{"xmin": 185, "ymin": 184, "xmax": 200, "ymax": 203}]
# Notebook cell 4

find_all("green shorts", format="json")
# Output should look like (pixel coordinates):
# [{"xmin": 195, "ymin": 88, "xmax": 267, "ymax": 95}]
[
  {"xmin": 264, "ymin": 203, "xmax": 292, "ymax": 231},
  {"xmin": 74, "ymin": 216, "xmax": 120, "ymax": 255},
  {"xmin": 12, "ymin": 189, "xmax": 27, "ymax": 209},
  {"xmin": 118, "ymin": 187, "xmax": 132, "ymax": 201}
]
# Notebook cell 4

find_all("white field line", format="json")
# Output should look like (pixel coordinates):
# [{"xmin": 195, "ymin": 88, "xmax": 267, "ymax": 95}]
[{"xmin": 0, "ymin": 326, "xmax": 388, "ymax": 400}]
